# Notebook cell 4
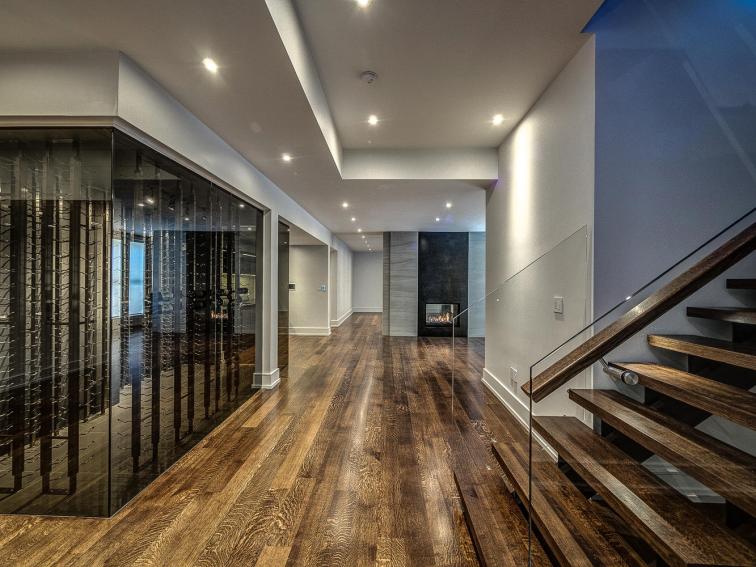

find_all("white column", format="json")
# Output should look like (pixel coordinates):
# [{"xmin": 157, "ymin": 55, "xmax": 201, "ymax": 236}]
[{"xmin": 255, "ymin": 209, "xmax": 280, "ymax": 389}]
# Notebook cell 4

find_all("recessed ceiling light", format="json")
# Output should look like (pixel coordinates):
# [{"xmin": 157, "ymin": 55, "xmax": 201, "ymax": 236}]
[
  {"xmin": 435, "ymin": 217, "xmax": 440, "ymax": 222},
  {"xmin": 137, "ymin": 203, "xmax": 145, "ymax": 207},
  {"xmin": 445, "ymin": 202, "xmax": 452, "ymax": 208},
  {"xmin": 342, "ymin": 201, "xmax": 349, "ymax": 208},
  {"xmin": 361, "ymin": 235, "xmax": 366, "ymax": 239},
  {"xmin": 357, "ymin": 228, "xmax": 363, "ymax": 233},
  {"xmin": 145, "ymin": 197, "xmax": 154, "ymax": 204},
  {"xmin": 184, "ymin": 217, "xmax": 190, "ymax": 221},
  {"xmin": 351, "ymin": 217, "xmax": 356, "ymax": 222},
  {"xmin": 356, "ymin": 0, "xmax": 370, "ymax": 7},
  {"xmin": 492, "ymin": 113, "xmax": 504, "ymax": 126},
  {"xmin": 282, "ymin": 153, "xmax": 292, "ymax": 162},
  {"xmin": 367, "ymin": 114, "xmax": 379, "ymax": 126},
  {"xmin": 203, "ymin": 57, "xmax": 219, "ymax": 73},
  {"xmin": 239, "ymin": 203, "xmax": 244, "ymax": 208}
]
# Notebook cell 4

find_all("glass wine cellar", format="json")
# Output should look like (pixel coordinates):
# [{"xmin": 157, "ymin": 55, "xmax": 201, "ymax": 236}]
[{"xmin": 0, "ymin": 128, "xmax": 263, "ymax": 516}]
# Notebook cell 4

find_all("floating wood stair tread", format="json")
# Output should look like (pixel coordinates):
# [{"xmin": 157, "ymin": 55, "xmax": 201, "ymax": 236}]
[
  {"xmin": 533, "ymin": 416, "xmax": 756, "ymax": 567},
  {"xmin": 648, "ymin": 334, "xmax": 756, "ymax": 370},
  {"xmin": 492, "ymin": 438, "xmax": 645, "ymax": 567},
  {"xmin": 569, "ymin": 389, "xmax": 756, "ymax": 518},
  {"xmin": 453, "ymin": 467, "xmax": 550, "ymax": 567},
  {"xmin": 613, "ymin": 362, "xmax": 756, "ymax": 430},
  {"xmin": 686, "ymin": 306, "xmax": 756, "ymax": 325},
  {"xmin": 727, "ymin": 278, "xmax": 756, "ymax": 290}
]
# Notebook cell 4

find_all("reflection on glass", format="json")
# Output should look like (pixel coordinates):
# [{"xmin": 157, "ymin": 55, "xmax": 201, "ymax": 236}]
[
  {"xmin": 0, "ymin": 128, "xmax": 263, "ymax": 517},
  {"xmin": 128, "ymin": 242, "xmax": 145, "ymax": 315}
]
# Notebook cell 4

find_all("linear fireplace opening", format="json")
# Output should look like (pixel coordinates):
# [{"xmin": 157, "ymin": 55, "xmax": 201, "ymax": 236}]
[{"xmin": 425, "ymin": 303, "xmax": 460, "ymax": 327}]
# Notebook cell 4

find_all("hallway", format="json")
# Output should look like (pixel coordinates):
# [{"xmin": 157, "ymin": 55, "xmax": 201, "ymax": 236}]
[{"xmin": 0, "ymin": 314, "xmax": 531, "ymax": 566}]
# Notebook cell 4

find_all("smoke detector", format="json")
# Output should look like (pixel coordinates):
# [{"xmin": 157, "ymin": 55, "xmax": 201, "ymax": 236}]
[{"xmin": 360, "ymin": 70, "xmax": 378, "ymax": 84}]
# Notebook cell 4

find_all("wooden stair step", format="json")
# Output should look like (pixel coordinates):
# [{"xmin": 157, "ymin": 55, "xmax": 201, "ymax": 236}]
[
  {"xmin": 447, "ymin": 389, "xmax": 549, "ymax": 567},
  {"xmin": 648, "ymin": 334, "xmax": 756, "ymax": 370},
  {"xmin": 533, "ymin": 416, "xmax": 756, "ymax": 567},
  {"xmin": 727, "ymin": 278, "xmax": 756, "ymax": 290},
  {"xmin": 613, "ymin": 362, "xmax": 756, "ymax": 430},
  {"xmin": 453, "ymin": 465, "xmax": 550, "ymax": 567},
  {"xmin": 492, "ymin": 438, "xmax": 645, "ymax": 566},
  {"xmin": 569, "ymin": 389, "xmax": 756, "ymax": 517},
  {"xmin": 687, "ymin": 306, "xmax": 756, "ymax": 325}
]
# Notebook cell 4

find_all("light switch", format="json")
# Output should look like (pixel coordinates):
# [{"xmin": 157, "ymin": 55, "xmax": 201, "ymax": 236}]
[{"xmin": 553, "ymin": 296, "xmax": 564, "ymax": 314}]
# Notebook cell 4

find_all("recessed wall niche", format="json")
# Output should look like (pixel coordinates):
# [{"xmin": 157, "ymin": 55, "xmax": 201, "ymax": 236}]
[{"xmin": 0, "ymin": 128, "xmax": 263, "ymax": 517}]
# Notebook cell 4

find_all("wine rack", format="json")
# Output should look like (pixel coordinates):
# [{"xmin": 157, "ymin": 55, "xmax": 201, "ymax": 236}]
[{"xmin": 0, "ymin": 128, "xmax": 262, "ymax": 517}]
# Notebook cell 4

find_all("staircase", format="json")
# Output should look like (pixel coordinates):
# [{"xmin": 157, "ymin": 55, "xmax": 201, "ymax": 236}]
[{"xmin": 455, "ymin": 224, "xmax": 756, "ymax": 566}]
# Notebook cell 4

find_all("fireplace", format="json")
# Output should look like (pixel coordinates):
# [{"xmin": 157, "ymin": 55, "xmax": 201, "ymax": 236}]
[{"xmin": 425, "ymin": 303, "xmax": 460, "ymax": 327}]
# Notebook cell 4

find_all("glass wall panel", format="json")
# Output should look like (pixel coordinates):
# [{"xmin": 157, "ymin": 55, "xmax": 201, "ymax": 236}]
[
  {"xmin": 109, "ymin": 132, "xmax": 262, "ymax": 514},
  {"xmin": 0, "ymin": 128, "xmax": 113, "ymax": 516},
  {"xmin": 278, "ymin": 221, "xmax": 290, "ymax": 373},
  {"xmin": 0, "ymin": 128, "xmax": 263, "ymax": 517}
]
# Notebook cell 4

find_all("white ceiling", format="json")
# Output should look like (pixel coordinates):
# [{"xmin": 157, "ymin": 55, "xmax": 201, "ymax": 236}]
[
  {"xmin": 0, "ymin": 0, "xmax": 599, "ymax": 250},
  {"xmin": 337, "ymin": 232, "xmax": 384, "ymax": 252},
  {"xmin": 294, "ymin": 0, "xmax": 601, "ymax": 149}
]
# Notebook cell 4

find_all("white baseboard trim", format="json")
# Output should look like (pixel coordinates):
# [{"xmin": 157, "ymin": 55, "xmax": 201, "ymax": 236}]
[
  {"xmin": 482, "ymin": 367, "xmax": 558, "ymax": 461},
  {"xmin": 353, "ymin": 307, "xmax": 382, "ymax": 313},
  {"xmin": 289, "ymin": 326, "xmax": 331, "ymax": 336},
  {"xmin": 254, "ymin": 368, "xmax": 280, "ymax": 390},
  {"xmin": 330, "ymin": 309, "xmax": 353, "ymax": 327}
]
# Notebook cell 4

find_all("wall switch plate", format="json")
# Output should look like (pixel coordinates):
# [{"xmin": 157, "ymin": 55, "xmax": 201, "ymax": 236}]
[
  {"xmin": 509, "ymin": 366, "xmax": 518, "ymax": 389},
  {"xmin": 553, "ymin": 296, "xmax": 564, "ymax": 314}
]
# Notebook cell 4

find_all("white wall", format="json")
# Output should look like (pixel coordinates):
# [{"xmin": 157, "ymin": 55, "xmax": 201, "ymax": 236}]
[
  {"xmin": 353, "ymin": 252, "xmax": 383, "ymax": 312},
  {"xmin": 0, "ymin": 50, "xmax": 118, "ymax": 118},
  {"xmin": 484, "ymin": 37, "xmax": 595, "ymax": 426},
  {"xmin": 330, "ymin": 236, "xmax": 354, "ymax": 326},
  {"xmin": 289, "ymin": 245, "xmax": 330, "ymax": 335}
]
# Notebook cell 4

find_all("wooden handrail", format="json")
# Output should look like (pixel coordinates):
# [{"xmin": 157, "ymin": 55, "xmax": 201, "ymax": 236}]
[{"xmin": 523, "ymin": 221, "xmax": 756, "ymax": 403}]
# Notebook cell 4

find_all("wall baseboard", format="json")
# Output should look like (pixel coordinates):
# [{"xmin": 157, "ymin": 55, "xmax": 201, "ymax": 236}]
[
  {"xmin": 289, "ymin": 326, "xmax": 331, "ymax": 336},
  {"xmin": 254, "ymin": 368, "xmax": 280, "ymax": 390},
  {"xmin": 482, "ymin": 367, "xmax": 557, "ymax": 461},
  {"xmin": 353, "ymin": 307, "xmax": 382, "ymax": 313},
  {"xmin": 331, "ymin": 309, "xmax": 353, "ymax": 327}
]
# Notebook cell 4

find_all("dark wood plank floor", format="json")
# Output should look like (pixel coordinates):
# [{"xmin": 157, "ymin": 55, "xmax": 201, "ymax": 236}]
[{"xmin": 0, "ymin": 314, "xmax": 531, "ymax": 566}]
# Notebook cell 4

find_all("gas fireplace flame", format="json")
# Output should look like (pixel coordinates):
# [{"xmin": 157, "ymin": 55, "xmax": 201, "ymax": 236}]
[{"xmin": 427, "ymin": 312, "xmax": 453, "ymax": 324}]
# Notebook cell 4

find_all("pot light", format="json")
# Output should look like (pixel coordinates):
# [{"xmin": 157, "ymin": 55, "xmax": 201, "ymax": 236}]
[
  {"xmin": 282, "ymin": 153, "xmax": 292, "ymax": 162},
  {"xmin": 202, "ymin": 58, "xmax": 219, "ymax": 73},
  {"xmin": 491, "ymin": 113, "xmax": 504, "ymax": 126},
  {"xmin": 361, "ymin": 235, "xmax": 366, "ymax": 239},
  {"xmin": 351, "ymin": 217, "xmax": 356, "ymax": 222},
  {"xmin": 342, "ymin": 201, "xmax": 349, "ymax": 208},
  {"xmin": 367, "ymin": 114, "xmax": 379, "ymax": 126},
  {"xmin": 356, "ymin": 0, "xmax": 370, "ymax": 7},
  {"xmin": 357, "ymin": 228, "xmax": 363, "ymax": 233},
  {"xmin": 184, "ymin": 217, "xmax": 190, "ymax": 221},
  {"xmin": 145, "ymin": 197, "xmax": 154, "ymax": 205},
  {"xmin": 137, "ymin": 203, "xmax": 145, "ymax": 207},
  {"xmin": 435, "ymin": 217, "xmax": 440, "ymax": 222},
  {"xmin": 239, "ymin": 203, "xmax": 244, "ymax": 208},
  {"xmin": 445, "ymin": 202, "xmax": 452, "ymax": 208}
]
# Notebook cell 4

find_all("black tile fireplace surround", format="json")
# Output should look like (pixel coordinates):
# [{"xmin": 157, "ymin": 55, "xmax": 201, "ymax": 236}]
[{"xmin": 417, "ymin": 232, "xmax": 468, "ymax": 337}]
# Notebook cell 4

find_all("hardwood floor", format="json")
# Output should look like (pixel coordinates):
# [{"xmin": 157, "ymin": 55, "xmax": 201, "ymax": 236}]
[{"xmin": 0, "ymin": 314, "xmax": 532, "ymax": 566}]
